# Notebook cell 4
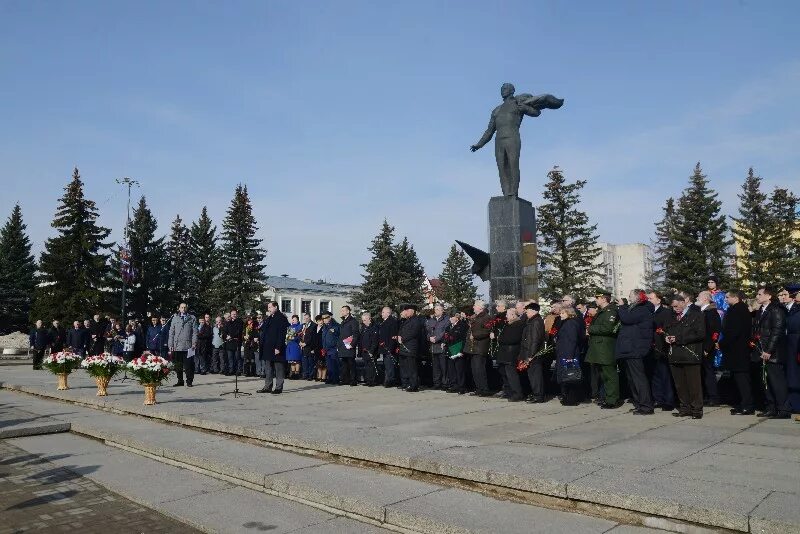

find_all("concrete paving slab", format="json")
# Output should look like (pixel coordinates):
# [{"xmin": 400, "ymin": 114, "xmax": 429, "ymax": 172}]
[
  {"xmin": 265, "ymin": 462, "xmax": 443, "ymax": 521},
  {"xmin": 386, "ymin": 487, "xmax": 617, "ymax": 534},
  {"xmin": 702, "ymin": 441, "xmax": 800, "ymax": 463},
  {"xmin": 567, "ymin": 467, "xmax": 770, "ymax": 531},
  {"xmin": 656, "ymin": 450, "xmax": 800, "ymax": 494},
  {"xmin": 291, "ymin": 516, "xmax": 395, "ymax": 534},
  {"xmin": 749, "ymin": 491, "xmax": 800, "ymax": 534},
  {"xmin": 7, "ymin": 431, "xmax": 117, "ymax": 456},
  {"xmin": 159, "ymin": 486, "xmax": 336, "ymax": 534}
]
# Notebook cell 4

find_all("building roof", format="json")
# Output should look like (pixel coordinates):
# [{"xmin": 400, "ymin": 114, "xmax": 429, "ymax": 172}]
[{"xmin": 265, "ymin": 275, "xmax": 359, "ymax": 297}]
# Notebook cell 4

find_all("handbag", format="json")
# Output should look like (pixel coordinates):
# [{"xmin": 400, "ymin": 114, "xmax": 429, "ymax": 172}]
[{"xmin": 557, "ymin": 356, "xmax": 583, "ymax": 384}]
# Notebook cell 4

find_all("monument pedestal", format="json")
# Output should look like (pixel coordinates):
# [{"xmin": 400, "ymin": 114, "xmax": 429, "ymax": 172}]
[{"xmin": 488, "ymin": 196, "xmax": 538, "ymax": 302}]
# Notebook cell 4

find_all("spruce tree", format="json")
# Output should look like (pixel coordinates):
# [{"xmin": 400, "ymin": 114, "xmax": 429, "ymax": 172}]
[
  {"xmin": 646, "ymin": 197, "xmax": 678, "ymax": 290},
  {"xmin": 537, "ymin": 166, "xmax": 603, "ymax": 301},
  {"xmin": 439, "ymin": 244, "xmax": 477, "ymax": 309},
  {"xmin": 108, "ymin": 197, "xmax": 169, "ymax": 319},
  {"xmin": 165, "ymin": 214, "xmax": 192, "ymax": 312},
  {"xmin": 394, "ymin": 237, "xmax": 426, "ymax": 307},
  {"xmin": 0, "ymin": 205, "xmax": 36, "ymax": 330},
  {"xmin": 765, "ymin": 187, "xmax": 800, "ymax": 285},
  {"xmin": 352, "ymin": 220, "xmax": 402, "ymax": 313},
  {"xmin": 730, "ymin": 168, "xmax": 771, "ymax": 290},
  {"xmin": 219, "ymin": 185, "xmax": 267, "ymax": 312},
  {"xmin": 188, "ymin": 206, "xmax": 221, "ymax": 314},
  {"xmin": 31, "ymin": 168, "xmax": 111, "ymax": 322},
  {"xmin": 671, "ymin": 163, "xmax": 731, "ymax": 290}
]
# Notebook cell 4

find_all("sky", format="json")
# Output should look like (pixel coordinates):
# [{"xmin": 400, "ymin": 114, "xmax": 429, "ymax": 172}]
[{"xmin": 1, "ymin": 0, "xmax": 799, "ymax": 286}]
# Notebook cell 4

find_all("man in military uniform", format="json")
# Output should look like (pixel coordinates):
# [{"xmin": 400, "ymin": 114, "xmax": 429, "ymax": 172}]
[{"xmin": 586, "ymin": 293, "xmax": 621, "ymax": 409}]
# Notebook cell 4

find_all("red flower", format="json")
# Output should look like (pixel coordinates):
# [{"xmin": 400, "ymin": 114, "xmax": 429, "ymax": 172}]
[
  {"xmin": 655, "ymin": 327, "xmax": 665, "ymax": 335},
  {"xmin": 711, "ymin": 332, "xmax": 719, "ymax": 342},
  {"xmin": 548, "ymin": 327, "xmax": 558, "ymax": 337}
]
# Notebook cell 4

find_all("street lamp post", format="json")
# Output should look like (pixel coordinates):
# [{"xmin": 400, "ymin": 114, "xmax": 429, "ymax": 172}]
[{"xmin": 116, "ymin": 177, "xmax": 139, "ymax": 323}]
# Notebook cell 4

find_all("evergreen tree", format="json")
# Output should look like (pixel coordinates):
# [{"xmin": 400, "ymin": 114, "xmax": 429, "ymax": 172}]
[
  {"xmin": 31, "ymin": 168, "xmax": 111, "ymax": 322},
  {"xmin": 671, "ymin": 162, "xmax": 732, "ymax": 290},
  {"xmin": 730, "ymin": 168, "xmax": 771, "ymax": 290},
  {"xmin": 188, "ymin": 206, "xmax": 221, "ymax": 314},
  {"xmin": 219, "ymin": 185, "xmax": 267, "ymax": 312},
  {"xmin": 439, "ymin": 244, "xmax": 477, "ymax": 309},
  {"xmin": 0, "ymin": 205, "xmax": 36, "ymax": 330},
  {"xmin": 646, "ymin": 197, "xmax": 678, "ymax": 290},
  {"xmin": 394, "ymin": 237, "xmax": 426, "ymax": 307},
  {"xmin": 165, "ymin": 214, "xmax": 192, "ymax": 312},
  {"xmin": 765, "ymin": 187, "xmax": 800, "ymax": 285},
  {"xmin": 107, "ymin": 197, "xmax": 169, "ymax": 319},
  {"xmin": 352, "ymin": 220, "xmax": 402, "ymax": 313},
  {"xmin": 537, "ymin": 166, "xmax": 603, "ymax": 301}
]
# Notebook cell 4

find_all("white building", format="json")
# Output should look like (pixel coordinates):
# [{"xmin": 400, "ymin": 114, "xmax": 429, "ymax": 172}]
[
  {"xmin": 596, "ymin": 243, "xmax": 653, "ymax": 299},
  {"xmin": 262, "ymin": 275, "xmax": 360, "ymax": 318}
]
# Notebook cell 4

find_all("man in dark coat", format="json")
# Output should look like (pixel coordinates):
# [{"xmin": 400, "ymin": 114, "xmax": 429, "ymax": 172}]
[
  {"xmin": 337, "ymin": 306, "xmax": 361, "ymax": 386},
  {"xmin": 444, "ymin": 313, "xmax": 469, "ymax": 394},
  {"xmin": 29, "ymin": 320, "xmax": 50, "ymax": 369},
  {"xmin": 648, "ymin": 291, "xmax": 675, "ymax": 411},
  {"xmin": 426, "ymin": 304, "xmax": 450, "ymax": 390},
  {"xmin": 615, "ymin": 290, "xmax": 655, "ymax": 415},
  {"xmin": 48, "ymin": 320, "xmax": 66, "ymax": 353},
  {"xmin": 664, "ymin": 295, "xmax": 706, "ymax": 419},
  {"xmin": 397, "ymin": 304, "xmax": 425, "ymax": 392},
  {"xmin": 66, "ymin": 320, "xmax": 87, "ymax": 355},
  {"xmin": 587, "ymin": 294, "xmax": 621, "ymax": 409},
  {"xmin": 196, "ymin": 314, "xmax": 213, "ymax": 375},
  {"xmin": 258, "ymin": 301, "xmax": 290, "ymax": 394},
  {"xmin": 497, "ymin": 309, "xmax": 525, "ymax": 401},
  {"xmin": 222, "ymin": 309, "xmax": 245, "ymax": 376},
  {"xmin": 779, "ymin": 284, "xmax": 800, "ymax": 412},
  {"xmin": 378, "ymin": 307, "xmax": 399, "ymax": 387},
  {"xmin": 465, "ymin": 300, "xmax": 493, "ymax": 396},
  {"xmin": 146, "ymin": 317, "xmax": 163, "ymax": 355},
  {"xmin": 697, "ymin": 290, "xmax": 722, "ymax": 406},
  {"xmin": 359, "ymin": 312, "xmax": 380, "ymax": 386},
  {"xmin": 299, "ymin": 312, "xmax": 318, "ymax": 380},
  {"xmin": 89, "ymin": 314, "xmax": 106, "ymax": 355},
  {"xmin": 721, "ymin": 290, "xmax": 756, "ymax": 415},
  {"xmin": 519, "ymin": 302, "xmax": 546, "ymax": 402},
  {"xmin": 755, "ymin": 287, "xmax": 791, "ymax": 418}
]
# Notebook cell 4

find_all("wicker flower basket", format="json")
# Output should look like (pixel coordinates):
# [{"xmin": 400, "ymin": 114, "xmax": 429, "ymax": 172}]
[
  {"xmin": 95, "ymin": 376, "xmax": 110, "ymax": 396},
  {"xmin": 57, "ymin": 373, "xmax": 69, "ymax": 390},
  {"xmin": 143, "ymin": 383, "xmax": 157, "ymax": 405}
]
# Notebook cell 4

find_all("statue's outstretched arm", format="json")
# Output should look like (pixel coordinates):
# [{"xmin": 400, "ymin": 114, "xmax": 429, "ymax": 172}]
[{"xmin": 471, "ymin": 113, "xmax": 496, "ymax": 150}]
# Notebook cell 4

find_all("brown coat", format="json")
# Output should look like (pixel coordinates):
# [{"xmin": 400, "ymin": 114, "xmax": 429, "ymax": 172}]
[{"xmin": 465, "ymin": 310, "xmax": 492, "ymax": 356}]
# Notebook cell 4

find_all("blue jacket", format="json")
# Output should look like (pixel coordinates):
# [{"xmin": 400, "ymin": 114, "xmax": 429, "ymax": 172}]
[
  {"xmin": 146, "ymin": 325, "xmax": 163, "ymax": 351},
  {"xmin": 321, "ymin": 320, "xmax": 340, "ymax": 354},
  {"xmin": 615, "ymin": 301, "xmax": 655, "ymax": 360}
]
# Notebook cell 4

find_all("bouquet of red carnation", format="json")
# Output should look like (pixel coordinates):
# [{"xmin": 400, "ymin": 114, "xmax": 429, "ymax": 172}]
[
  {"xmin": 711, "ymin": 332, "xmax": 720, "ymax": 342},
  {"xmin": 748, "ymin": 333, "xmax": 761, "ymax": 350},
  {"xmin": 655, "ymin": 327, "xmax": 665, "ymax": 336},
  {"xmin": 548, "ymin": 326, "xmax": 558, "ymax": 338}
]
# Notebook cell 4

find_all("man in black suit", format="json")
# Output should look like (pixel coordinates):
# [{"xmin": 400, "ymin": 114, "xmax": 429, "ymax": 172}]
[
  {"xmin": 664, "ymin": 295, "xmax": 706, "ymax": 419},
  {"xmin": 378, "ymin": 306, "xmax": 399, "ymax": 387},
  {"xmin": 397, "ymin": 304, "xmax": 425, "ymax": 392},
  {"xmin": 697, "ymin": 290, "xmax": 722, "ymax": 406},
  {"xmin": 258, "ymin": 301, "xmax": 290, "ymax": 394},
  {"xmin": 648, "ymin": 291, "xmax": 675, "ymax": 411},
  {"xmin": 755, "ymin": 287, "xmax": 791, "ymax": 419}
]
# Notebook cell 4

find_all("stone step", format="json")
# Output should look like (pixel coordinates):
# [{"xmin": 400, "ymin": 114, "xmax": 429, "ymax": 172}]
[{"xmin": 1, "ymin": 389, "xmax": 672, "ymax": 534}]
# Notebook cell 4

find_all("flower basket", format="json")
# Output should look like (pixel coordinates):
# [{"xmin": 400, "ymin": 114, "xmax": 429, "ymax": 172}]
[
  {"xmin": 42, "ymin": 352, "xmax": 82, "ymax": 390},
  {"xmin": 81, "ymin": 353, "xmax": 126, "ymax": 396},
  {"xmin": 126, "ymin": 352, "xmax": 173, "ymax": 405}
]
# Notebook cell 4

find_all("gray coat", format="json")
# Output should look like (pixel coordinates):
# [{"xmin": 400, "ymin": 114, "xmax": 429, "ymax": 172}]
[
  {"xmin": 168, "ymin": 313, "xmax": 198, "ymax": 352},
  {"xmin": 426, "ymin": 314, "xmax": 450, "ymax": 354}
]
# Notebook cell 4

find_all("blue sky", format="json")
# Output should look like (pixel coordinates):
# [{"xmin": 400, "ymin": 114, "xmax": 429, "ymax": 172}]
[{"xmin": 1, "ymin": 0, "xmax": 799, "ymax": 285}]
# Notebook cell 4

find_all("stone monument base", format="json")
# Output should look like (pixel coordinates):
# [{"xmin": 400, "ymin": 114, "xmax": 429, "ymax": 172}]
[{"xmin": 488, "ymin": 196, "xmax": 537, "ymax": 302}]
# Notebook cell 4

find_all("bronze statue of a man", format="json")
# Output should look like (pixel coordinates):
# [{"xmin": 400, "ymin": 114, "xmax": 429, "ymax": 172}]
[{"xmin": 470, "ymin": 83, "xmax": 564, "ymax": 197}]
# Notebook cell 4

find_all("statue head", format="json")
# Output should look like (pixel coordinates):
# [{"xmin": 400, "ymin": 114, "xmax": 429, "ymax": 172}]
[{"xmin": 500, "ymin": 83, "xmax": 515, "ymax": 99}]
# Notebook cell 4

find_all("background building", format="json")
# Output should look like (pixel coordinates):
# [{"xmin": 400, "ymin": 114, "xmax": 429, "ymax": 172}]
[
  {"xmin": 262, "ymin": 275, "xmax": 359, "ymax": 318},
  {"xmin": 596, "ymin": 243, "xmax": 653, "ymax": 299}
]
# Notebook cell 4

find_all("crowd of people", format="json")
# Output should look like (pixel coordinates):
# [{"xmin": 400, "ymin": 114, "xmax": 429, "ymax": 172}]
[{"xmin": 28, "ymin": 276, "xmax": 800, "ymax": 420}]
